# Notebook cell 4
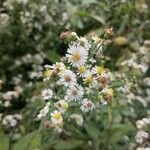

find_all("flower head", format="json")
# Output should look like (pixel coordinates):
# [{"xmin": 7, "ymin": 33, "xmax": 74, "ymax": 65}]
[
  {"xmin": 55, "ymin": 100, "xmax": 68, "ymax": 113},
  {"xmin": 66, "ymin": 43, "xmax": 89, "ymax": 67},
  {"xmin": 41, "ymin": 89, "xmax": 53, "ymax": 101},
  {"xmin": 65, "ymin": 85, "xmax": 84, "ymax": 101},
  {"xmin": 58, "ymin": 70, "xmax": 77, "ymax": 87},
  {"xmin": 70, "ymin": 114, "xmax": 83, "ymax": 126},
  {"xmin": 80, "ymin": 99, "xmax": 95, "ymax": 112}
]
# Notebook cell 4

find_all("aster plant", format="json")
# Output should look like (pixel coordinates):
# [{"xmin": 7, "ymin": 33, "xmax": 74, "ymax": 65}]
[{"xmin": 34, "ymin": 30, "xmax": 130, "ymax": 149}]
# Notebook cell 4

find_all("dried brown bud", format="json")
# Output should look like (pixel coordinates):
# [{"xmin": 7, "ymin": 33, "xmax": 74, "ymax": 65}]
[
  {"xmin": 60, "ymin": 31, "xmax": 70, "ymax": 40},
  {"xmin": 44, "ymin": 121, "xmax": 51, "ymax": 129}
]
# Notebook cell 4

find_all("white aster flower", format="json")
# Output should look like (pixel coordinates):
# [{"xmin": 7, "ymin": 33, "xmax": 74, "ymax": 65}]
[
  {"xmin": 66, "ymin": 42, "xmax": 88, "ymax": 67},
  {"xmin": 2, "ymin": 115, "xmax": 17, "ymax": 127},
  {"xmin": 50, "ymin": 62, "xmax": 66, "ymax": 71},
  {"xmin": 83, "ymin": 71, "xmax": 97, "ymax": 87},
  {"xmin": 135, "ymin": 130, "xmax": 149, "ymax": 144},
  {"xmin": 55, "ymin": 100, "xmax": 68, "ymax": 113},
  {"xmin": 51, "ymin": 110, "xmax": 63, "ymax": 125},
  {"xmin": 37, "ymin": 102, "xmax": 50, "ymax": 119},
  {"xmin": 77, "ymin": 66, "xmax": 89, "ymax": 77},
  {"xmin": 41, "ymin": 89, "xmax": 53, "ymax": 101},
  {"xmin": 80, "ymin": 99, "xmax": 95, "ymax": 112},
  {"xmin": 70, "ymin": 114, "xmax": 83, "ymax": 126},
  {"xmin": 65, "ymin": 85, "xmax": 84, "ymax": 101},
  {"xmin": 92, "ymin": 66, "xmax": 105, "ymax": 75},
  {"xmin": 77, "ymin": 37, "xmax": 91, "ymax": 49},
  {"xmin": 58, "ymin": 70, "xmax": 76, "ymax": 87},
  {"xmin": 142, "ymin": 118, "xmax": 150, "ymax": 124},
  {"xmin": 136, "ymin": 120, "xmax": 146, "ymax": 129}
]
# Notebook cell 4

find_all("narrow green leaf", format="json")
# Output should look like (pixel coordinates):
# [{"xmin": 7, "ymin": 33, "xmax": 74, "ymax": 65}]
[
  {"xmin": 109, "ymin": 123, "xmax": 135, "ymax": 143},
  {"xmin": 88, "ymin": 14, "xmax": 105, "ymax": 25},
  {"xmin": 12, "ymin": 131, "xmax": 41, "ymax": 150},
  {"xmin": 84, "ymin": 122, "xmax": 99, "ymax": 140},
  {"xmin": 53, "ymin": 140, "xmax": 83, "ymax": 150},
  {"xmin": 46, "ymin": 51, "xmax": 61, "ymax": 63}
]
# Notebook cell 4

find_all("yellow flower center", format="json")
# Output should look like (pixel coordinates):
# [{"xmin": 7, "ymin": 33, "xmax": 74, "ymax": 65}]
[
  {"xmin": 78, "ymin": 66, "xmax": 86, "ymax": 74},
  {"xmin": 44, "ymin": 69, "xmax": 52, "ymax": 77},
  {"xmin": 96, "ymin": 67, "xmax": 105, "ymax": 74},
  {"xmin": 62, "ymin": 102, "xmax": 68, "ymax": 109},
  {"xmin": 54, "ymin": 112, "xmax": 61, "ymax": 120},
  {"xmin": 85, "ymin": 76, "xmax": 93, "ymax": 85},
  {"xmin": 72, "ymin": 51, "xmax": 81, "ymax": 61}
]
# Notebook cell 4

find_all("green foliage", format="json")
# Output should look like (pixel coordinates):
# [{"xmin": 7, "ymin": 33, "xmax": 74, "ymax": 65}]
[
  {"xmin": 0, "ymin": 128, "xmax": 9, "ymax": 150},
  {"xmin": 12, "ymin": 131, "xmax": 41, "ymax": 150}
]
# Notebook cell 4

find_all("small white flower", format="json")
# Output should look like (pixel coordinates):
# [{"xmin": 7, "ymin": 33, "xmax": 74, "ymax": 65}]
[
  {"xmin": 65, "ymin": 85, "xmax": 84, "ymax": 101},
  {"xmin": 77, "ymin": 37, "xmax": 91, "ymax": 49},
  {"xmin": 51, "ymin": 110, "xmax": 63, "ymax": 125},
  {"xmin": 142, "ymin": 118, "xmax": 150, "ymax": 125},
  {"xmin": 50, "ymin": 62, "xmax": 66, "ymax": 71},
  {"xmin": 92, "ymin": 66, "xmax": 105, "ymax": 75},
  {"xmin": 58, "ymin": 70, "xmax": 77, "ymax": 87},
  {"xmin": 41, "ymin": 89, "xmax": 53, "ymax": 100},
  {"xmin": 77, "ymin": 66, "xmax": 89, "ymax": 77},
  {"xmin": 136, "ymin": 120, "xmax": 146, "ymax": 129},
  {"xmin": 66, "ymin": 42, "xmax": 89, "ymax": 67},
  {"xmin": 135, "ymin": 130, "xmax": 149, "ymax": 144},
  {"xmin": 80, "ymin": 99, "xmax": 95, "ymax": 112},
  {"xmin": 55, "ymin": 100, "xmax": 68, "ymax": 113},
  {"xmin": 37, "ymin": 102, "xmax": 50, "ymax": 119},
  {"xmin": 70, "ymin": 114, "xmax": 83, "ymax": 126},
  {"xmin": 4, "ymin": 101, "xmax": 11, "ymax": 107},
  {"xmin": 2, "ymin": 115, "xmax": 17, "ymax": 127},
  {"xmin": 83, "ymin": 71, "xmax": 97, "ymax": 87}
]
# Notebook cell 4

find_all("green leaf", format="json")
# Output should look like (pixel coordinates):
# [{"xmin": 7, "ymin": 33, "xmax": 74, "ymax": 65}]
[
  {"xmin": 88, "ymin": 14, "xmax": 105, "ymax": 25},
  {"xmin": 12, "ymin": 131, "xmax": 41, "ymax": 150},
  {"xmin": 46, "ymin": 50, "xmax": 61, "ymax": 63},
  {"xmin": 0, "ymin": 129, "xmax": 9, "ymax": 150},
  {"xmin": 109, "ymin": 123, "xmax": 135, "ymax": 144},
  {"xmin": 53, "ymin": 140, "xmax": 83, "ymax": 150},
  {"xmin": 84, "ymin": 122, "xmax": 99, "ymax": 140}
]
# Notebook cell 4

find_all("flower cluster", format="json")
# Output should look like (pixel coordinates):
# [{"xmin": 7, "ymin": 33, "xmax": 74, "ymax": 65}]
[
  {"xmin": 37, "ymin": 32, "xmax": 114, "ymax": 131},
  {"xmin": 133, "ymin": 116, "xmax": 150, "ymax": 150}
]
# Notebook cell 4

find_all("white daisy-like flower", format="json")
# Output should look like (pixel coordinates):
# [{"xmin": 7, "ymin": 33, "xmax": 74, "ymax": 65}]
[
  {"xmin": 80, "ymin": 99, "xmax": 95, "ymax": 112},
  {"xmin": 135, "ymin": 130, "xmax": 149, "ymax": 144},
  {"xmin": 41, "ymin": 89, "xmax": 53, "ymax": 100},
  {"xmin": 51, "ymin": 110, "xmax": 63, "ymax": 125},
  {"xmin": 50, "ymin": 62, "xmax": 66, "ymax": 71},
  {"xmin": 92, "ymin": 66, "xmax": 105, "ymax": 75},
  {"xmin": 70, "ymin": 114, "xmax": 83, "ymax": 126},
  {"xmin": 77, "ymin": 37, "xmax": 91, "ymax": 49},
  {"xmin": 77, "ymin": 66, "xmax": 89, "ymax": 77},
  {"xmin": 83, "ymin": 71, "xmax": 97, "ymax": 87},
  {"xmin": 2, "ymin": 115, "xmax": 17, "ymax": 127},
  {"xmin": 136, "ymin": 120, "xmax": 146, "ymax": 129},
  {"xmin": 58, "ymin": 70, "xmax": 77, "ymax": 87},
  {"xmin": 55, "ymin": 100, "xmax": 68, "ymax": 113},
  {"xmin": 66, "ymin": 42, "xmax": 89, "ymax": 67},
  {"xmin": 65, "ymin": 85, "xmax": 84, "ymax": 101},
  {"xmin": 101, "ymin": 88, "xmax": 114, "ymax": 96},
  {"xmin": 37, "ymin": 102, "xmax": 50, "ymax": 119}
]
